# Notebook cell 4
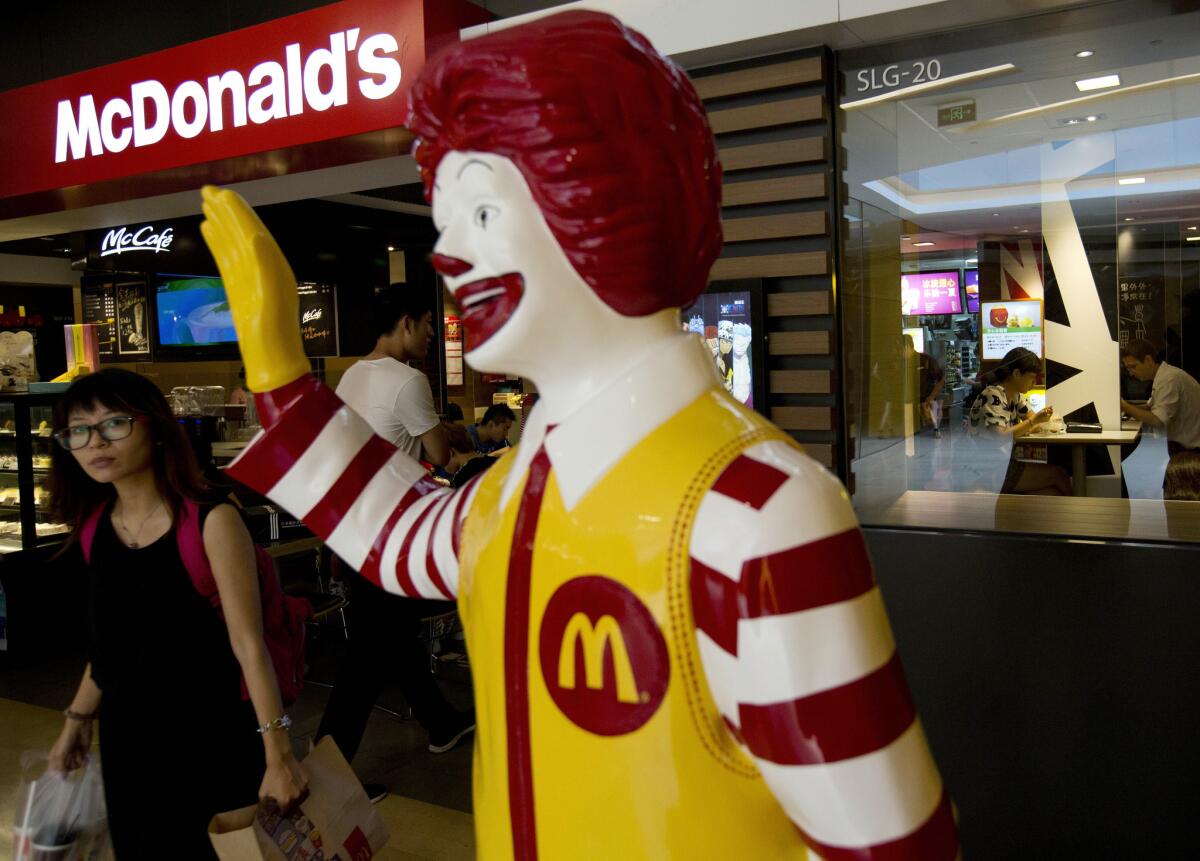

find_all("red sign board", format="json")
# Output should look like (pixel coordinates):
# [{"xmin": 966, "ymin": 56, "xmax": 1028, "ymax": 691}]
[{"xmin": 0, "ymin": 0, "xmax": 487, "ymax": 201}]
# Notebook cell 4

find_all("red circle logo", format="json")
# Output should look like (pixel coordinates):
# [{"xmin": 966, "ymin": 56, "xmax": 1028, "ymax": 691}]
[{"xmin": 538, "ymin": 576, "xmax": 669, "ymax": 736}]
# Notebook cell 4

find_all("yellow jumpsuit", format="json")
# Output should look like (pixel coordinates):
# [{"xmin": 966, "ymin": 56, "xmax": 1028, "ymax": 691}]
[{"xmin": 459, "ymin": 389, "xmax": 807, "ymax": 859}]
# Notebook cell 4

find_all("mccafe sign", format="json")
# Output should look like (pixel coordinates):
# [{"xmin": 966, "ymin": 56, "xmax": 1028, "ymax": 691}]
[
  {"xmin": 0, "ymin": 0, "xmax": 485, "ymax": 201},
  {"xmin": 99, "ymin": 225, "xmax": 174, "ymax": 257}
]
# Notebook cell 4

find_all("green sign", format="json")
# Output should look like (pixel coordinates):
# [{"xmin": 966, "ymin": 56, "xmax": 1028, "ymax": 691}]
[{"xmin": 937, "ymin": 101, "xmax": 976, "ymax": 126}]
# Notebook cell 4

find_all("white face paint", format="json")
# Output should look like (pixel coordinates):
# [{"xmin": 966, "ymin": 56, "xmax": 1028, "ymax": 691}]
[{"xmin": 431, "ymin": 151, "xmax": 618, "ymax": 377}]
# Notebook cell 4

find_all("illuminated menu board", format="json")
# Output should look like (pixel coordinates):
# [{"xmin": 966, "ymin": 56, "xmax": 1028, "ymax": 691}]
[
  {"xmin": 981, "ymin": 300, "xmax": 1043, "ymax": 359},
  {"xmin": 80, "ymin": 284, "xmax": 117, "ymax": 357},
  {"xmin": 902, "ymin": 271, "xmax": 961, "ymax": 315},
  {"xmin": 298, "ymin": 282, "xmax": 339, "ymax": 357},
  {"xmin": 964, "ymin": 270, "xmax": 980, "ymax": 313}
]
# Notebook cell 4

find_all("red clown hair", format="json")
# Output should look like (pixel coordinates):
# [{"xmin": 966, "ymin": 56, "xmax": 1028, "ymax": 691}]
[{"xmin": 407, "ymin": 10, "xmax": 723, "ymax": 317}]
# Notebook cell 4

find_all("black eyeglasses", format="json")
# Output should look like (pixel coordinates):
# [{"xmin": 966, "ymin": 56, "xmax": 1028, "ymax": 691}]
[{"xmin": 53, "ymin": 416, "xmax": 137, "ymax": 451}]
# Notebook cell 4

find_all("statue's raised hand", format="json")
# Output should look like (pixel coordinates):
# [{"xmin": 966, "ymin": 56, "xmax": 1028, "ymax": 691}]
[{"xmin": 200, "ymin": 186, "xmax": 311, "ymax": 393}]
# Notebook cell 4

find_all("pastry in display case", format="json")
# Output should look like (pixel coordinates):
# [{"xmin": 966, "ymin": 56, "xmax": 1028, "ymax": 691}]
[{"xmin": 0, "ymin": 393, "xmax": 71, "ymax": 553}]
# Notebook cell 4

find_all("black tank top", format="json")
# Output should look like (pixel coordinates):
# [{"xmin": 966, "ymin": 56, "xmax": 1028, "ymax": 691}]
[{"xmin": 87, "ymin": 504, "xmax": 243, "ymax": 703}]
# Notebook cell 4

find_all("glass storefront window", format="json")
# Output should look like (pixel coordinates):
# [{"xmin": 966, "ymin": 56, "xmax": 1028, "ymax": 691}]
[{"xmin": 838, "ymin": 0, "xmax": 1200, "ymax": 542}]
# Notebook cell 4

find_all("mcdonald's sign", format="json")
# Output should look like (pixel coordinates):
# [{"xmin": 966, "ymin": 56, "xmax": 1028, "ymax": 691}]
[{"xmin": 538, "ymin": 575, "xmax": 669, "ymax": 736}]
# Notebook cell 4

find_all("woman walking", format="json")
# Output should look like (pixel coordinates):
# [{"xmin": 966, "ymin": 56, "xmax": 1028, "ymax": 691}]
[{"xmin": 46, "ymin": 368, "xmax": 305, "ymax": 858}]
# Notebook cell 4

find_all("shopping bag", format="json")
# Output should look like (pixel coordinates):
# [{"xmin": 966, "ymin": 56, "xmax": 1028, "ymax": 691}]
[
  {"xmin": 12, "ymin": 752, "xmax": 111, "ymax": 861},
  {"xmin": 208, "ymin": 737, "xmax": 389, "ymax": 861}
]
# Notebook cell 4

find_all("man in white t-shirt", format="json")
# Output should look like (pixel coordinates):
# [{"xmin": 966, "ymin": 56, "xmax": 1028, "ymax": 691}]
[
  {"xmin": 1121, "ymin": 339, "xmax": 1200, "ymax": 454},
  {"xmin": 318, "ymin": 287, "xmax": 475, "ymax": 800},
  {"xmin": 335, "ymin": 290, "xmax": 452, "ymax": 464}
]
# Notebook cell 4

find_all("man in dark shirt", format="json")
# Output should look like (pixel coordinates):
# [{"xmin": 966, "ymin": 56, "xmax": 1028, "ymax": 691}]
[{"xmin": 468, "ymin": 404, "xmax": 516, "ymax": 454}]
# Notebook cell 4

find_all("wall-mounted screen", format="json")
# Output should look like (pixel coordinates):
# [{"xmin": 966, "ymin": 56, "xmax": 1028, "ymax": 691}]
[
  {"xmin": 964, "ymin": 270, "xmax": 980, "ymax": 314},
  {"xmin": 981, "ymin": 300, "xmax": 1043, "ymax": 359},
  {"xmin": 683, "ymin": 281, "xmax": 762, "ymax": 413},
  {"xmin": 156, "ymin": 277, "xmax": 236, "ymax": 346},
  {"xmin": 902, "ymin": 271, "xmax": 962, "ymax": 315}
]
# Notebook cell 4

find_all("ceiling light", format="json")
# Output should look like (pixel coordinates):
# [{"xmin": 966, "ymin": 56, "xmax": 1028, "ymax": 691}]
[
  {"xmin": 913, "ymin": 241, "xmax": 935, "ymax": 247},
  {"xmin": 1187, "ymin": 226, "xmax": 1197, "ymax": 231},
  {"xmin": 1118, "ymin": 177, "xmax": 1146, "ymax": 185},
  {"xmin": 1075, "ymin": 49, "xmax": 1095, "ymax": 58},
  {"xmin": 1124, "ymin": 217, "xmax": 1134, "ymax": 222},
  {"xmin": 992, "ymin": 212, "xmax": 1000, "ymax": 217},
  {"xmin": 1187, "ymin": 236, "xmax": 1200, "ymax": 242},
  {"xmin": 1076, "ymin": 74, "xmax": 1121, "ymax": 92},
  {"xmin": 387, "ymin": 245, "xmax": 396, "ymax": 251},
  {"xmin": 1086, "ymin": 115, "xmax": 1099, "ymax": 122},
  {"xmin": 1065, "ymin": 118, "xmax": 1081, "ymax": 125}
]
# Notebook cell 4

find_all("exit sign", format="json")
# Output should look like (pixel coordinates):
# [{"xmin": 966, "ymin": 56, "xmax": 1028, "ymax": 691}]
[{"xmin": 937, "ymin": 101, "xmax": 976, "ymax": 126}]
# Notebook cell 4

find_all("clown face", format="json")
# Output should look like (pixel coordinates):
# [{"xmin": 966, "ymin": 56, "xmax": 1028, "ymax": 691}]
[{"xmin": 430, "ymin": 151, "xmax": 621, "ymax": 376}]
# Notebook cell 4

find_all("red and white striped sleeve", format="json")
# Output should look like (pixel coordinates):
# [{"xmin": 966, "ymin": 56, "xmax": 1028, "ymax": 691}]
[
  {"xmin": 689, "ymin": 439, "xmax": 959, "ymax": 861},
  {"xmin": 226, "ymin": 376, "xmax": 480, "ymax": 600}
]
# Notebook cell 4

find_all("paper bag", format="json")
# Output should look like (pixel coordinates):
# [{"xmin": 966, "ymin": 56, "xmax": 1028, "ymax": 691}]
[{"xmin": 208, "ymin": 738, "xmax": 389, "ymax": 861}]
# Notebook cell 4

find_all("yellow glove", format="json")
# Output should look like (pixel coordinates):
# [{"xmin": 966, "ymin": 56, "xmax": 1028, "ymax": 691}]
[{"xmin": 199, "ymin": 186, "xmax": 311, "ymax": 393}]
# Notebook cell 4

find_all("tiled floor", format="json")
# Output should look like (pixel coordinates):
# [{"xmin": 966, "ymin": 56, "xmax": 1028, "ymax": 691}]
[{"xmin": 0, "ymin": 632, "xmax": 477, "ymax": 860}]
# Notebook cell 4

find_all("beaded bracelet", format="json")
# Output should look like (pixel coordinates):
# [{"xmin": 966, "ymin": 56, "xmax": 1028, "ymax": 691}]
[{"xmin": 64, "ymin": 708, "xmax": 96, "ymax": 722}]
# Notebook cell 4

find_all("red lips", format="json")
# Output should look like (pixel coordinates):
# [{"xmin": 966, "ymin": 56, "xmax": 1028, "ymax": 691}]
[{"xmin": 454, "ymin": 273, "xmax": 525, "ymax": 350}]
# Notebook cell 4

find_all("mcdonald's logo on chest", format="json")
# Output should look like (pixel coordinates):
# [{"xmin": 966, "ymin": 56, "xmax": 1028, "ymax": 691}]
[{"xmin": 538, "ymin": 575, "xmax": 669, "ymax": 736}]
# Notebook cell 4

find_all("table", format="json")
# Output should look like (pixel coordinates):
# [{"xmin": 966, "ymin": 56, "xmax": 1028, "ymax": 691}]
[{"xmin": 1017, "ymin": 422, "xmax": 1141, "ymax": 496}]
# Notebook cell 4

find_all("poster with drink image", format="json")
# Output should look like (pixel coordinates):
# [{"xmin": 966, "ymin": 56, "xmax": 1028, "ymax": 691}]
[{"xmin": 981, "ymin": 300, "xmax": 1043, "ymax": 359}]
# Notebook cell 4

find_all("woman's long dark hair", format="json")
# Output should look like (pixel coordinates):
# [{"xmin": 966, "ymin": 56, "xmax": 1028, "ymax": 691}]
[
  {"xmin": 986, "ymin": 347, "xmax": 1042, "ymax": 386},
  {"xmin": 49, "ymin": 368, "xmax": 208, "ymax": 550}
]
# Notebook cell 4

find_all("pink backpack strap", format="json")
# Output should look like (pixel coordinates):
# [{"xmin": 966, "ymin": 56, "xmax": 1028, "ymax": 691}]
[
  {"xmin": 176, "ymin": 498, "xmax": 221, "ymax": 609},
  {"xmin": 80, "ymin": 500, "xmax": 113, "ymax": 565}
]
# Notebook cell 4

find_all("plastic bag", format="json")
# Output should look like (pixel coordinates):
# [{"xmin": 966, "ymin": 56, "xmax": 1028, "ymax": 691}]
[{"xmin": 11, "ymin": 752, "xmax": 110, "ymax": 861}]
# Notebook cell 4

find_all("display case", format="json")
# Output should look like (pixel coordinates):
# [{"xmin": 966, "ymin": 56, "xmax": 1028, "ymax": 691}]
[{"xmin": 0, "ymin": 393, "xmax": 69, "ymax": 553}]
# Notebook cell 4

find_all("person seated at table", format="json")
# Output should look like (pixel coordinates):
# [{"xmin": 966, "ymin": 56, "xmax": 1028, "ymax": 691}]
[
  {"xmin": 1164, "ymin": 450, "xmax": 1200, "ymax": 502},
  {"xmin": 1120, "ymin": 339, "xmax": 1200, "ymax": 459},
  {"xmin": 968, "ymin": 347, "xmax": 1070, "ymax": 495},
  {"xmin": 468, "ymin": 403, "xmax": 515, "ymax": 454}
]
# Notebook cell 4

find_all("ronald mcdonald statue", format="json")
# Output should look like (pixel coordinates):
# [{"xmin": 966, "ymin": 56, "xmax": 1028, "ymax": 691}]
[{"xmin": 200, "ymin": 10, "xmax": 958, "ymax": 860}]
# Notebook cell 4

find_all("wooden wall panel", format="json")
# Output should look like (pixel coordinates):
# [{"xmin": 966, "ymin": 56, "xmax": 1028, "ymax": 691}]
[
  {"xmin": 719, "ymin": 138, "xmax": 825, "ymax": 171},
  {"xmin": 802, "ymin": 444, "xmax": 834, "ymax": 468},
  {"xmin": 694, "ymin": 49, "xmax": 840, "ymax": 474},
  {"xmin": 707, "ymin": 96, "xmax": 823, "ymax": 134},
  {"xmin": 692, "ymin": 57, "xmax": 822, "ymax": 100},
  {"xmin": 767, "ymin": 291, "xmax": 831, "ymax": 316},
  {"xmin": 723, "ymin": 212, "xmax": 826, "ymax": 243},
  {"xmin": 771, "ymin": 406, "xmax": 833, "ymax": 431},
  {"xmin": 723, "ymin": 174, "xmax": 825, "ymax": 206},
  {"xmin": 710, "ymin": 252, "xmax": 826, "ymax": 280},
  {"xmin": 769, "ymin": 370, "xmax": 832, "ymax": 394},
  {"xmin": 768, "ymin": 331, "xmax": 831, "ymax": 355}
]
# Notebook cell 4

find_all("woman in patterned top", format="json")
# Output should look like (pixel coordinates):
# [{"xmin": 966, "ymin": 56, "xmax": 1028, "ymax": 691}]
[{"xmin": 969, "ymin": 347, "xmax": 1072, "ymax": 494}]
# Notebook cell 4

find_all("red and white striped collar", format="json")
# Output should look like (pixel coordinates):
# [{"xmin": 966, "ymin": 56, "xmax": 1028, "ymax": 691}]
[{"xmin": 499, "ymin": 334, "xmax": 720, "ymax": 512}]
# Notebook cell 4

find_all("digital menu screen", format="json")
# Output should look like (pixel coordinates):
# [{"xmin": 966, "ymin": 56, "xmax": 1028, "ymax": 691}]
[
  {"xmin": 298, "ymin": 282, "xmax": 339, "ymax": 357},
  {"xmin": 964, "ymin": 270, "xmax": 980, "ymax": 314},
  {"xmin": 902, "ymin": 271, "xmax": 962, "ymax": 315},
  {"xmin": 981, "ymin": 300, "xmax": 1043, "ymax": 359},
  {"xmin": 156, "ymin": 277, "xmax": 236, "ymax": 346},
  {"xmin": 683, "ymin": 289, "xmax": 755, "ymax": 409}
]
